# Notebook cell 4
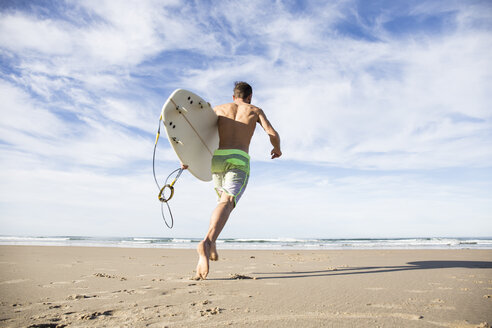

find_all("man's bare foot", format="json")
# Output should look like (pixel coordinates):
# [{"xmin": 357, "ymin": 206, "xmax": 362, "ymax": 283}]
[
  {"xmin": 210, "ymin": 242, "xmax": 219, "ymax": 261},
  {"xmin": 195, "ymin": 240, "xmax": 210, "ymax": 280}
]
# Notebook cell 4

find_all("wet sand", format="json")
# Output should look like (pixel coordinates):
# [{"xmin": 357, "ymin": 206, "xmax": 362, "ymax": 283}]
[{"xmin": 0, "ymin": 246, "xmax": 491, "ymax": 327}]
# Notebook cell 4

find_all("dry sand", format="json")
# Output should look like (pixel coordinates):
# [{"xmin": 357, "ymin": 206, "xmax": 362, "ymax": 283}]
[{"xmin": 0, "ymin": 246, "xmax": 491, "ymax": 327}]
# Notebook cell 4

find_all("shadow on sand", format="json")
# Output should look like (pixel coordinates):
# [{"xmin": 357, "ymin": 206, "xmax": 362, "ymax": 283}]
[{"xmin": 209, "ymin": 261, "xmax": 492, "ymax": 281}]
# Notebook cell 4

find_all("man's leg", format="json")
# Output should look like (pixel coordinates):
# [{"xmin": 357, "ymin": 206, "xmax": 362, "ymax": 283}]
[{"xmin": 195, "ymin": 193, "xmax": 235, "ymax": 280}]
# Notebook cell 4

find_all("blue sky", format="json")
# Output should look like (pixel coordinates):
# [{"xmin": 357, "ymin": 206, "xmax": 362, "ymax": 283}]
[{"xmin": 0, "ymin": 0, "xmax": 491, "ymax": 238}]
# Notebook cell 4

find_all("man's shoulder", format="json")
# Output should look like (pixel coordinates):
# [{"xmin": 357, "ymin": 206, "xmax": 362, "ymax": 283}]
[
  {"xmin": 214, "ymin": 102, "xmax": 262, "ymax": 116},
  {"xmin": 242, "ymin": 103, "xmax": 262, "ymax": 113},
  {"xmin": 214, "ymin": 102, "xmax": 235, "ymax": 111}
]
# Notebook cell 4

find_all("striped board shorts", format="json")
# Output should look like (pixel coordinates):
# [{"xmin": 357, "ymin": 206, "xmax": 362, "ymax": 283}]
[{"xmin": 211, "ymin": 149, "xmax": 250, "ymax": 206}]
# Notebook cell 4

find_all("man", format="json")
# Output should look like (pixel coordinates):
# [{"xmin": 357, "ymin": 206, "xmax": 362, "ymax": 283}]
[{"xmin": 193, "ymin": 81, "xmax": 281, "ymax": 280}]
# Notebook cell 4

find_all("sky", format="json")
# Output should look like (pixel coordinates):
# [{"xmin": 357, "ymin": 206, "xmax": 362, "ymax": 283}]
[{"xmin": 0, "ymin": 0, "xmax": 491, "ymax": 239}]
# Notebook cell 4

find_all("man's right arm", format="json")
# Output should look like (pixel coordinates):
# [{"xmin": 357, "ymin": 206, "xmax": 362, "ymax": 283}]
[{"xmin": 258, "ymin": 109, "xmax": 282, "ymax": 159}]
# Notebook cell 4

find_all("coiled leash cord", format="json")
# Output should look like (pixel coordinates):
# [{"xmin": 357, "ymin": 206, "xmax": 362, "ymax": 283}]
[
  {"xmin": 152, "ymin": 117, "xmax": 183, "ymax": 229},
  {"xmin": 157, "ymin": 167, "xmax": 183, "ymax": 229}
]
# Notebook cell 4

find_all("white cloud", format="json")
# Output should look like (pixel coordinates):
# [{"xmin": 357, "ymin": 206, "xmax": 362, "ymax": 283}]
[
  {"xmin": 0, "ymin": 79, "xmax": 152, "ymax": 169},
  {"xmin": 0, "ymin": 13, "xmax": 73, "ymax": 55},
  {"xmin": 0, "ymin": 80, "xmax": 68, "ymax": 138},
  {"xmin": 102, "ymin": 98, "xmax": 158, "ymax": 132},
  {"xmin": 178, "ymin": 3, "xmax": 492, "ymax": 170}
]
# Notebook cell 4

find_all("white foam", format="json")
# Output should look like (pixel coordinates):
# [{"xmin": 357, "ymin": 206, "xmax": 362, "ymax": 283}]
[{"xmin": 0, "ymin": 236, "xmax": 490, "ymax": 250}]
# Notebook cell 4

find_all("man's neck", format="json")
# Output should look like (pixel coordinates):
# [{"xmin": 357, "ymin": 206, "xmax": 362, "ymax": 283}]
[{"xmin": 234, "ymin": 98, "xmax": 250, "ymax": 105}]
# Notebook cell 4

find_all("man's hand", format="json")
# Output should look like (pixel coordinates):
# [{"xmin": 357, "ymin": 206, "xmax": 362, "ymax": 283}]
[{"xmin": 271, "ymin": 148, "xmax": 282, "ymax": 159}]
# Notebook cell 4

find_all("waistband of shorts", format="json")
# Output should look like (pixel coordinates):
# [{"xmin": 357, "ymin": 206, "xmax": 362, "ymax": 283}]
[{"xmin": 213, "ymin": 149, "xmax": 250, "ymax": 159}]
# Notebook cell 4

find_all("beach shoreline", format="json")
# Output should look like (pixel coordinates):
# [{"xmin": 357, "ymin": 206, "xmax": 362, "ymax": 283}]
[
  {"xmin": 1, "ymin": 246, "xmax": 491, "ymax": 327},
  {"xmin": 2, "ymin": 235, "xmax": 491, "ymax": 250}
]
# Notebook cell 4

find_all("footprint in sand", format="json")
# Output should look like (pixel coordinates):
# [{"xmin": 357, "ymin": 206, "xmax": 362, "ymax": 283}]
[
  {"xmin": 80, "ymin": 310, "xmax": 114, "ymax": 320},
  {"xmin": 93, "ymin": 273, "xmax": 127, "ymax": 281},
  {"xmin": 94, "ymin": 273, "xmax": 116, "ymax": 278},
  {"xmin": 190, "ymin": 300, "xmax": 210, "ymax": 307},
  {"xmin": 112, "ymin": 289, "xmax": 136, "ymax": 295},
  {"xmin": 66, "ymin": 294, "xmax": 97, "ymax": 300},
  {"xmin": 200, "ymin": 307, "xmax": 222, "ymax": 316},
  {"xmin": 229, "ymin": 274, "xmax": 255, "ymax": 280}
]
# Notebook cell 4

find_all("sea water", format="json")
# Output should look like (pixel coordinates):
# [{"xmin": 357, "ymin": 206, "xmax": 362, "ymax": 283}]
[{"xmin": 1, "ymin": 236, "xmax": 491, "ymax": 250}]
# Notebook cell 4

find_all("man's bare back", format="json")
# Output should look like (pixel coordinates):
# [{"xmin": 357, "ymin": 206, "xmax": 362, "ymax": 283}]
[{"xmin": 214, "ymin": 98, "xmax": 281, "ymax": 158}]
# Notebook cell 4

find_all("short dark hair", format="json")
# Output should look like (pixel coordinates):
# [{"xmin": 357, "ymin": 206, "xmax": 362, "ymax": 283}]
[{"xmin": 233, "ymin": 81, "xmax": 252, "ymax": 99}]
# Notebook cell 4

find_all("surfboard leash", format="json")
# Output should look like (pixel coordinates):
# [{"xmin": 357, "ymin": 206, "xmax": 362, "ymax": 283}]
[
  {"xmin": 158, "ymin": 167, "xmax": 183, "ymax": 229},
  {"xmin": 152, "ymin": 115, "xmax": 183, "ymax": 229}
]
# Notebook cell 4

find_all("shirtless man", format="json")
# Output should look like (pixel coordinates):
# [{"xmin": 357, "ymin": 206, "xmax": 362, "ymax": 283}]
[{"xmin": 194, "ymin": 81, "xmax": 281, "ymax": 280}]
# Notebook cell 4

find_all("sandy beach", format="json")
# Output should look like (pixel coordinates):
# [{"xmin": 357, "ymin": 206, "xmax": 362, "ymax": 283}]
[{"xmin": 0, "ymin": 246, "xmax": 491, "ymax": 327}]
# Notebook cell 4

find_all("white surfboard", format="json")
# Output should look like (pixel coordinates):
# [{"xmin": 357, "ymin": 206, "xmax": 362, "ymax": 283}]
[{"xmin": 160, "ymin": 89, "xmax": 219, "ymax": 181}]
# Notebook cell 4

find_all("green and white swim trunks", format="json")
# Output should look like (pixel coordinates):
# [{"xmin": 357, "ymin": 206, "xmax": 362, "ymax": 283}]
[{"xmin": 211, "ymin": 149, "xmax": 250, "ymax": 206}]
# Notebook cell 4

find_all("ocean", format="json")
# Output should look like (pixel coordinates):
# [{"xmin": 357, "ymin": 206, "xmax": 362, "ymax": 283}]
[{"xmin": 1, "ymin": 236, "xmax": 491, "ymax": 250}]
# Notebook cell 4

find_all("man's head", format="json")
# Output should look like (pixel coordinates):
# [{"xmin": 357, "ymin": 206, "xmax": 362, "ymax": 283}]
[{"xmin": 233, "ymin": 81, "xmax": 252, "ymax": 103}]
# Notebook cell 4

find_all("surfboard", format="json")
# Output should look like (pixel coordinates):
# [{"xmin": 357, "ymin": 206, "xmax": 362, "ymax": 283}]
[{"xmin": 160, "ymin": 89, "xmax": 219, "ymax": 181}]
